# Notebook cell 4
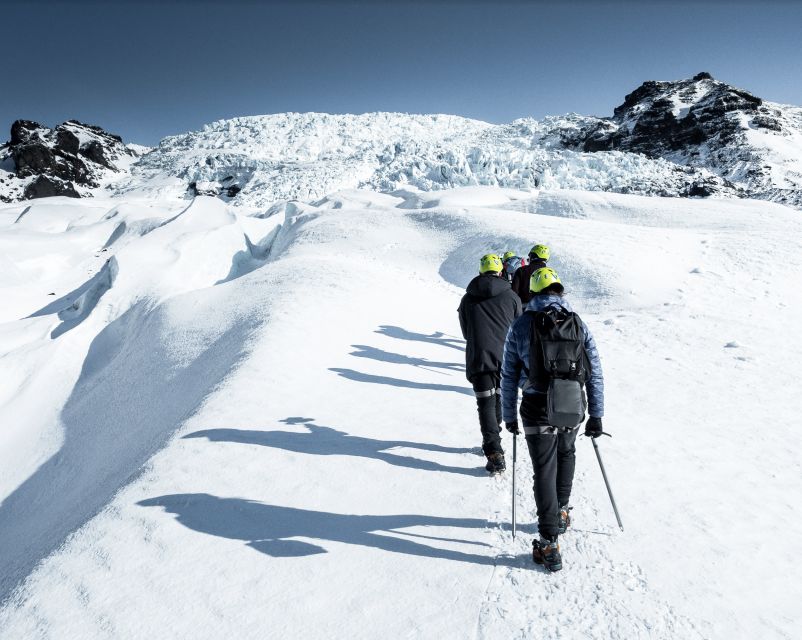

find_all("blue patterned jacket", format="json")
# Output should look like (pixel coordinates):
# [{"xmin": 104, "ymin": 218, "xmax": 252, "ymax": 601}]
[{"xmin": 500, "ymin": 294, "xmax": 604, "ymax": 423}]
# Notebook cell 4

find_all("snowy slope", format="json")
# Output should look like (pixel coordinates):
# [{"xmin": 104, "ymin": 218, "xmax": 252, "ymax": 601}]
[{"xmin": 1, "ymin": 187, "xmax": 801, "ymax": 639}]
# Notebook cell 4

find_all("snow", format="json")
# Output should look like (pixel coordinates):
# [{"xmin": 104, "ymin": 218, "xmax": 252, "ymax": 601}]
[
  {"xmin": 1, "ymin": 186, "xmax": 802, "ymax": 639},
  {"xmin": 743, "ymin": 103, "xmax": 802, "ymax": 191},
  {"xmin": 114, "ymin": 112, "xmax": 738, "ymax": 210}
]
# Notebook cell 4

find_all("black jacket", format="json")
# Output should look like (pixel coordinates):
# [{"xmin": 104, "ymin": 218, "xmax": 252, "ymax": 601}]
[
  {"xmin": 458, "ymin": 274, "xmax": 522, "ymax": 381},
  {"xmin": 511, "ymin": 258, "xmax": 547, "ymax": 305}
]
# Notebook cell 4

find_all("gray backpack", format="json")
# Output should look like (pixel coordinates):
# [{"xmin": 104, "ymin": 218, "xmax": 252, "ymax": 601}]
[
  {"xmin": 502, "ymin": 256, "xmax": 524, "ymax": 282},
  {"xmin": 528, "ymin": 304, "xmax": 589, "ymax": 428}
]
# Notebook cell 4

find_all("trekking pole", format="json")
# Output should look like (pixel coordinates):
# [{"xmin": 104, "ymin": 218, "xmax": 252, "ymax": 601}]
[
  {"xmin": 512, "ymin": 433, "xmax": 517, "ymax": 540},
  {"xmin": 591, "ymin": 437, "xmax": 624, "ymax": 532}
]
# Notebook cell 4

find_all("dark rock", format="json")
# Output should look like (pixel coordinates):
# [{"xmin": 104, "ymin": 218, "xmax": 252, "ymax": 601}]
[
  {"xmin": 13, "ymin": 142, "xmax": 89, "ymax": 182},
  {"xmin": 12, "ymin": 143, "xmax": 56, "ymax": 177},
  {"xmin": 10, "ymin": 120, "xmax": 44, "ymax": 146},
  {"xmin": 79, "ymin": 140, "xmax": 114, "ymax": 169},
  {"xmin": 686, "ymin": 182, "xmax": 715, "ymax": 197},
  {"xmin": 23, "ymin": 175, "xmax": 80, "ymax": 199},
  {"xmin": 751, "ymin": 115, "xmax": 782, "ymax": 132},
  {"xmin": 189, "ymin": 179, "xmax": 240, "ymax": 199},
  {"xmin": 613, "ymin": 81, "xmax": 663, "ymax": 120},
  {"xmin": 55, "ymin": 127, "xmax": 80, "ymax": 155},
  {"xmin": 580, "ymin": 74, "xmax": 770, "ymax": 163},
  {"xmin": 581, "ymin": 123, "xmax": 624, "ymax": 152}
]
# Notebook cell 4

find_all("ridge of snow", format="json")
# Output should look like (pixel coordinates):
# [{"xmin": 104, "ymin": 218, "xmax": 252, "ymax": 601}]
[{"xmin": 115, "ymin": 111, "xmax": 738, "ymax": 209}]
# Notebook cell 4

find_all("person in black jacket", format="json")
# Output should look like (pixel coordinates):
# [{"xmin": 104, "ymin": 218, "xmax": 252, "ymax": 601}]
[
  {"xmin": 511, "ymin": 244, "xmax": 550, "ymax": 305},
  {"xmin": 458, "ymin": 254, "xmax": 523, "ymax": 473}
]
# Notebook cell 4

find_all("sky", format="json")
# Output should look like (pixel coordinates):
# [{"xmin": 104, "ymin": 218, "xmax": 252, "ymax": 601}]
[{"xmin": 4, "ymin": 0, "xmax": 802, "ymax": 146}]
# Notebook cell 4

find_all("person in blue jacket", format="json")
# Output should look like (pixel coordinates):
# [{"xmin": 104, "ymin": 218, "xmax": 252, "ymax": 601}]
[{"xmin": 500, "ymin": 267, "xmax": 605, "ymax": 572}]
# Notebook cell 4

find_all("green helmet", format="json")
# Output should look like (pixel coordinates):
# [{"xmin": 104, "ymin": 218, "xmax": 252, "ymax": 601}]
[
  {"xmin": 502, "ymin": 251, "xmax": 517, "ymax": 261},
  {"xmin": 479, "ymin": 253, "xmax": 503, "ymax": 274},
  {"xmin": 530, "ymin": 267, "xmax": 564, "ymax": 293},
  {"xmin": 529, "ymin": 244, "xmax": 550, "ymax": 260}
]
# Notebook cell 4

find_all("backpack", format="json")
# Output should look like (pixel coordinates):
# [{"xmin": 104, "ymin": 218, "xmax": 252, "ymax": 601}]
[
  {"xmin": 503, "ymin": 256, "xmax": 525, "ymax": 282},
  {"xmin": 527, "ymin": 304, "xmax": 589, "ymax": 428}
]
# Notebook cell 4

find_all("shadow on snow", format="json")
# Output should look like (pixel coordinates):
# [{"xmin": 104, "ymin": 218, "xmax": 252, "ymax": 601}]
[
  {"xmin": 329, "ymin": 368, "xmax": 472, "ymax": 396},
  {"xmin": 184, "ymin": 417, "xmax": 482, "ymax": 477},
  {"xmin": 138, "ymin": 493, "xmax": 510, "ymax": 565},
  {"xmin": 349, "ymin": 344, "xmax": 462, "ymax": 374},
  {"xmin": 374, "ymin": 325, "xmax": 465, "ymax": 352}
]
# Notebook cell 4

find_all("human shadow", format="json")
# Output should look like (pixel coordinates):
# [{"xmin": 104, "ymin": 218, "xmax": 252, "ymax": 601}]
[
  {"xmin": 375, "ymin": 326, "xmax": 465, "ymax": 352},
  {"xmin": 329, "ymin": 368, "xmax": 472, "ymax": 396},
  {"xmin": 349, "ymin": 344, "xmax": 462, "ymax": 374},
  {"xmin": 184, "ymin": 417, "xmax": 482, "ymax": 477},
  {"xmin": 0, "ymin": 299, "xmax": 257, "ymax": 604},
  {"xmin": 139, "ymin": 493, "xmax": 509, "ymax": 566}
]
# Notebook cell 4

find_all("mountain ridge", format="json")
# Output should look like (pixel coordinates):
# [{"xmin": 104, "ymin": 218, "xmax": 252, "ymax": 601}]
[{"xmin": 2, "ymin": 73, "xmax": 800, "ymax": 208}]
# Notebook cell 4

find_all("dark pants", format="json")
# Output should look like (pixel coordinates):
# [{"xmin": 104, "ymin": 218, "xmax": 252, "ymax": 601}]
[
  {"xmin": 471, "ymin": 373, "xmax": 503, "ymax": 457},
  {"xmin": 521, "ymin": 394, "xmax": 578, "ymax": 538}
]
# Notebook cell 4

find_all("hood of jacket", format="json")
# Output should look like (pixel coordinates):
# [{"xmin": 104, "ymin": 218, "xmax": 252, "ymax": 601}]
[
  {"xmin": 465, "ymin": 273, "xmax": 511, "ymax": 299},
  {"xmin": 526, "ymin": 293, "xmax": 573, "ymax": 313}
]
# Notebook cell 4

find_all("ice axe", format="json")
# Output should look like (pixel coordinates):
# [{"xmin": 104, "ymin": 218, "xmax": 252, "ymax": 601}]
[
  {"xmin": 512, "ymin": 433, "xmax": 517, "ymax": 539},
  {"xmin": 589, "ymin": 433, "xmax": 624, "ymax": 532}
]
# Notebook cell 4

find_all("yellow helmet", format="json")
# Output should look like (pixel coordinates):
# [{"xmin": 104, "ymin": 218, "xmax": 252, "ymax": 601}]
[
  {"xmin": 530, "ymin": 267, "xmax": 564, "ymax": 293},
  {"xmin": 479, "ymin": 253, "xmax": 503, "ymax": 274},
  {"xmin": 529, "ymin": 244, "xmax": 550, "ymax": 260},
  {"xmin": 502, "ymin": 251, "xmax": 517, "ymax": 261}
]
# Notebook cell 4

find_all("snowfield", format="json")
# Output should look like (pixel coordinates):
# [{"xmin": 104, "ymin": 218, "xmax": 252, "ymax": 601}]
[{"xmin": 1, "ymin": 186, "xmax": 801, "ymax": 639}]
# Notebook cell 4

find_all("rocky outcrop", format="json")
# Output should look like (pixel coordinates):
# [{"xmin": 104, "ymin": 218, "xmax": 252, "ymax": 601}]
[
  {"xmin": 0, "ymin": 120, "xmax": 136, "ymax": 201},
  {"xmin": 23, "ymin": 175, "xmax": 81, "ymax": 199},
  {"xmin": 554, "ymin": 73, "xmax": 766, "ymax": 158},
  {"xmin": 606, "ymin": 73, "xmax": 762, "ymax": 156},
  {"xmin": 548, "ymin": 73, "xmax": 802, "ymax": 206}
]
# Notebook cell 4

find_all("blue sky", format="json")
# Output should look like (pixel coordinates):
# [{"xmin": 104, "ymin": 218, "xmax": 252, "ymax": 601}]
[{"xmin": 5, "ymin": 1, "xmax": 801, "ymax": 145}]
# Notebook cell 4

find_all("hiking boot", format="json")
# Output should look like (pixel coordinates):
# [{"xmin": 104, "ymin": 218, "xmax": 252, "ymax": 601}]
[
  {"xmin": 558, "ymin": 505, "xmax": 572, "ymax": 535},
  {"xmin": 533, "ymin": 536, "xmax": 562, "ymax": 572},
  {"xmin": 485, "ymin": 453, "xmax": 506, "ymax": 475}
]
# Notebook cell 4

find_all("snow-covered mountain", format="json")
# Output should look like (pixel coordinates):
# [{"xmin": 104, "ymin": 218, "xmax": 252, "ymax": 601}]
[
  {"xmin": 551, "ymin": 72, "xmax": 802, "ymax": 207},
  {"xmin": 2, "ymin": 73, "xmax": 801, "ymax": 209},
  {"xmin": 0, "ymin": 120, "xmax": 143, "ymax": 202}
]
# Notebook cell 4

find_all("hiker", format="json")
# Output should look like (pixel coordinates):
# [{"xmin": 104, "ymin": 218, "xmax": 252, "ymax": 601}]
[
  {"xmin": 511, "ymin": 244, "xmax": 550, "ymax": 305},
  {"xmin": 458, "ymin": 254, "xmax": 523, "ymax": 474},
  {"xmin": 501, "ymin": 251, "xmax": 526, "ymax": 283},
  {"xmin": 500, "ymin": 267, "xmax": 605, "ymax": 572}
]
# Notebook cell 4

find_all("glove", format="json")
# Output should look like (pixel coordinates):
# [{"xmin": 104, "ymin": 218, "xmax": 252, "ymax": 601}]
[
  {"xmin": 505, "ymin": 421, "xmax": 520, "ymax": 435},
  {"xmin": 584, "ymin": 416, "xmax": 604, "ymax": 438}
]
